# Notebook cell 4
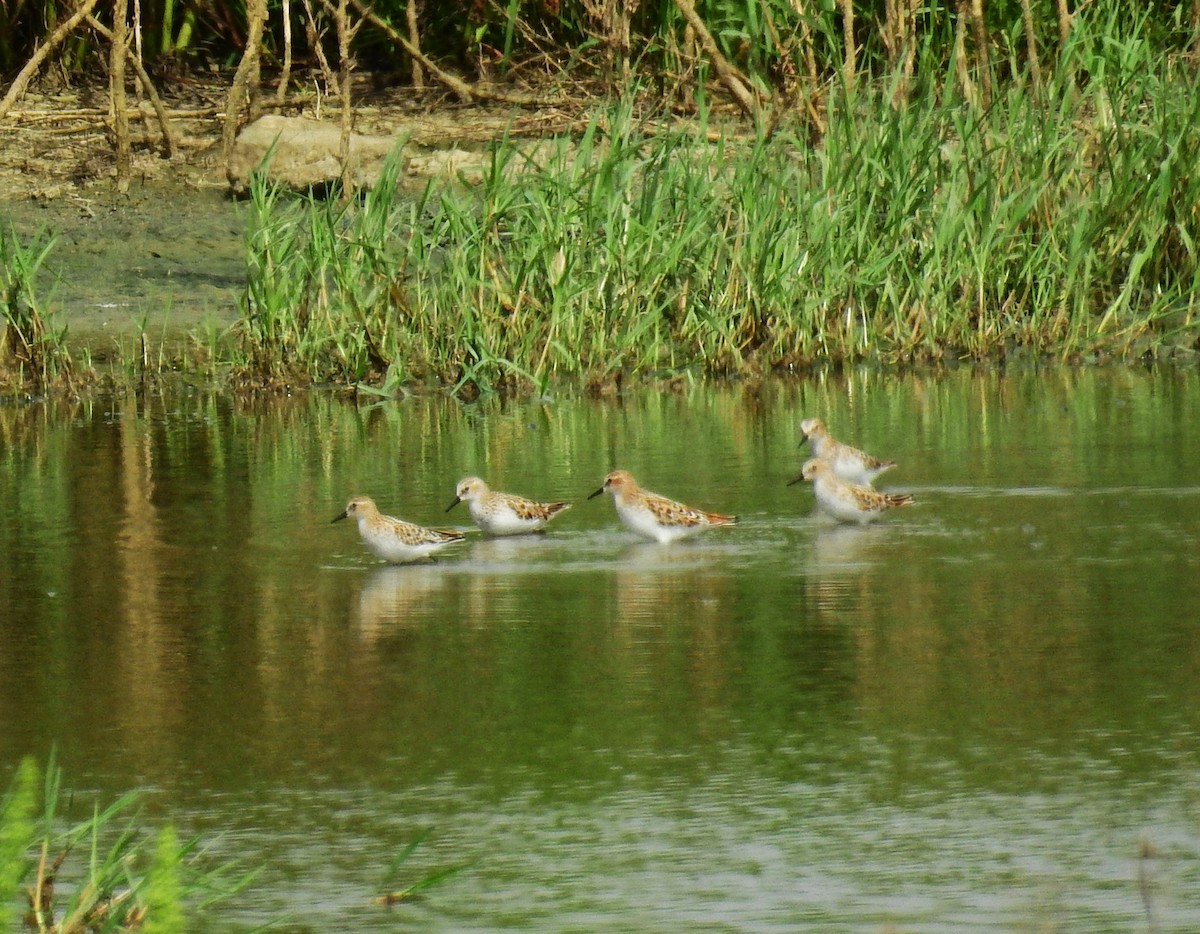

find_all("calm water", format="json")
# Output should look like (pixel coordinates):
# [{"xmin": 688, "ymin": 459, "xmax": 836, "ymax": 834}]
[{"xmin": 2, "ymin": 369, "xmax": 1199, "ymax": 931}]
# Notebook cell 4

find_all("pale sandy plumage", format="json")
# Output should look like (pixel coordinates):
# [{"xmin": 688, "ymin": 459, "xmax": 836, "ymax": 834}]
[
  {"xmin": 446, "ymin": 476, "xmax": 572, "ymax": 536},
  {"xmin": 588, "ymin": 470, "xmax": 737, "ymax": 543},
  {"xmin": 800, "ymin": 417, "xmax": 896, "ymax": 486},
  {"xmin": 789, "ymin": 458, "xmax": 913, "ymax": 525},
  {"xmin": 333, "ymin": 495, "xmax": 465, "ymax": 563}
]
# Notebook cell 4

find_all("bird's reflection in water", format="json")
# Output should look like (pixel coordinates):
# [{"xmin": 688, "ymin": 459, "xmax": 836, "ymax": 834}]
[
  {"xmin": 355, "ymin": 565, "xmax": 448, "ymax": 644},
  {"xmin": 808, "ymin": 523, "xmax": 889, "ymax": 574},
  {"xmin": 466, "ymin": 533, "xmax": 558, "ymax": 568}
]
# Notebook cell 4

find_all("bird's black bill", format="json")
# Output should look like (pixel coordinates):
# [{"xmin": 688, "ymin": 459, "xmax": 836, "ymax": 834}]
[
  {"xmin": 331, "ymin": 511, "xmax": 348, "ymax": 523},
  {"xmin": 786, "ymin": 475, "xmax": 805, "ymax": 487},
  {"xmin": 445, "ymin": 497, "xmax": 462, "ymax": 513},
  {"xmin": 587, "ymin": 486, "xmax": 605, "ymax": 500}
]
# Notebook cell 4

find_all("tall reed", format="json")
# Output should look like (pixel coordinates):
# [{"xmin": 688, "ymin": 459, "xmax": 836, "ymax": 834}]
[{"xmin": 236, "ymin": 7, "xmax": 1200, "ymax": 393}]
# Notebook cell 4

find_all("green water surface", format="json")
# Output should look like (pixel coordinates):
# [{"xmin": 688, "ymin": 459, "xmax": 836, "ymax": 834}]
[{"xmin": 1, "ymin": 368, "xmax": 1198, "ymax": 931}]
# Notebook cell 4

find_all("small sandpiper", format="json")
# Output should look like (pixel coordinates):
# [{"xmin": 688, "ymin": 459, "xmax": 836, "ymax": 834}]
[
  {"xmin": 799, "ymin": 417, "xmax": 896, "ymax": 486},
  {"xmin": 588, "ymin": 470, "xmax": 737, "ymax": 543},
  {"xmin": 333, "ymin": 495, "xmax": 465, "ymax": 563},
  {"xmin": 789, "ymin": 458, "xmax": 913, "ymax": 524},
  {"xmin": 446, "ymin": 476, "xmax": 572, "ymax": 536}
]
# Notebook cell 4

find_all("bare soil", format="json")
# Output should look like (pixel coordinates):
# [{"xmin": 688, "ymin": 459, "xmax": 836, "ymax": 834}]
[
  {"xmin": 1, "ymin": 79, "xmax": 577, "ymax": 358},
  {"xmin": 2, "ymin": 85, "xmax": 235, "ymax": 355}
]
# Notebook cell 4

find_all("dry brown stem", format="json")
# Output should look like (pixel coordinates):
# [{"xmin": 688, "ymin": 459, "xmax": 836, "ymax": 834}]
[
  {"xmin": 671, "ymin": 0, "xmax": 762, "ymax": 118},
  {"xmin": 0, "ymin": 0, "xmax": 102, "ymax": 119},
  {"xmin": 301, "ymin": 0, "xmax": 340, "ymax": 94},
  {"xmin": 1056, "ymin": 0, "xmax": 1072, "ymax": 47},
  {"xmin": 111, "ymin": 0, "xmax": 130, "ymax": 178},
  {"xmin": 883, "ymin": 0, "xmax": 920, "ymax": 105},
  {"xmin": 346, "ymin": 0, "xmax": 477, "ymax": 103},
  {"xmin": 953, "ymin": 1, "xmax": 976, "ymax": 105},
  {"xmin": 8, "ymin": 106, "xmax": 216, "ymax": 122},
  {"xmin": 582, "ymin": 0, "xmax": 636, "ymax": 85},
  {"xmin": 1019, "ymin": 0, "xmax": 1041, "ymax": 91},
  {"xmin": 783, "ymin": 0, "xmax": 824, "ymax": 132},
  {"xmin": 407, "ymin": 0, "xmax": 425, "ymax": 89},
  {"xmin": 222, "ymin": 0, "xmax": 269, "ymax": 161},
  {"xmin": 340, "ymin": 0, "xmax": 355, "ymax": 191},
  {"xmin": 346, "ymin": 0, "xmax": 565, "ymax": 105},
  {"xmin": 969, "ymin": 0, "xmax": 992, "ymax": 106},
  {"xmin": 84, "ymin": 14, "xmax": 178, "ymax": 157},
  {"xmin": 276, "ymin": 0, "xmax": 294, "ymax": 101},
  {"xmin": 839, "ymin": 0, "xmax": 856, "ymax": 93},
  {"xmin": 321, "ymin": 0, "xmax": 366, "ymax": 191}
]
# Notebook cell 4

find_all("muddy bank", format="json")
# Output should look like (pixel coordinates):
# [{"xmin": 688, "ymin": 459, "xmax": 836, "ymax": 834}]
[
  {"xmin": 1, "ymin": 81, "xmax": 562, "ymax": 363},
  {"xmin": 4, "ymin": 181, "xmax": 246, "ymax": 357}
]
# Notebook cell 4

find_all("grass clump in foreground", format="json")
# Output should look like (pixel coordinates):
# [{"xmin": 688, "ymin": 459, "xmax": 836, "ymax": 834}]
[
  {"xmin": 0, "ymin": 227, "xmax": 73, "ymax": 395},
  {"xmin": 1, "ymin": 754, "xmax": 468, "ymax": 929},
  {"xmin": 233, "ymin": 3, "xmax": 1200, "ymax": 396},
  {"xmin": 0, "ymin": 754, "xmax": 252, "ymax": 931}
]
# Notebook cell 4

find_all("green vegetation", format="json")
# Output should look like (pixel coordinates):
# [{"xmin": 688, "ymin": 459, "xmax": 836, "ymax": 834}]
[
  {"xmin": 232, "ymin": 3, "xmax": 1200, "ymax": 395},
  {"xmin": 4, "ymin": 0, "xmax": 1200, "ymax": 105},
  {"xmin": 4, "ymin": 2, "xmax": 1200, "ymax": 397},
  {"xmin": 0, "ymin": 753, "xmax": 466, "ymax": 928},
  {"xmin": 0, "ymin": 753, "xmax": 251, "ymax": 931},
  {"xmin": 0, "ymin": 227, "xmax": 72, "ymax": 394},
  {"xmin": 375, "ymin": 829, "xmax": 471, "ymax": 906}
]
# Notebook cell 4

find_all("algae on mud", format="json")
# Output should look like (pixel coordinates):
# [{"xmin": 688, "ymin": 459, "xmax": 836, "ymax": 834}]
[{"xmin": 2, "ymin": 182, "xmax": 244, "ymax": 356}]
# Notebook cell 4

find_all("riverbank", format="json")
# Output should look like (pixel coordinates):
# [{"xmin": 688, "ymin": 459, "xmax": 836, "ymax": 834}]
[
  {"xmin": 0, "ymin": 80, "xmax": 551, "ymax": 371},
  {"xmin": 3, "ymin": 180, "xmax": 244, "ymax": 357},
  {"xmin": 5, "ymin": 37, "xmax": 1200, "ymax": 398},
  {"xmin": 2, "ymin": 81, "xmax": 245, "ymax": 370}
]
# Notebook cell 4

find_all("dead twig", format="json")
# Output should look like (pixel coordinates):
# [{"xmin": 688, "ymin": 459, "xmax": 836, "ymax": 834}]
[
  {"xmin": 347, "ymin": 0, "xmax": 472, "ymax": 101},
  {"xmin": 1056, "ymin": 0, "xmax": 1072, "ymax": 47},
  {"xmin": 85, "ymin": 14, "xmax": 178, "ymax": 157},
  {"xmin": 301, "ymin": 0, "xmax": 340, "ymax": 94},
  {"xmin": 2, "ymin": 107, "xmax": 218, "ymax": 123},
  {"xmin": 882, "ymin": 0, "xmax": 920, "ymax": 105},
  {"xmin": 317, "ymin": 0, "xmax": 366, "ymax": 192},
  {"xmin": 953, "ymin": 0, "xmax": 976, "ymax": 105},
  {"xmin": 839, "ymin": 0, "xmax": 856, "ymax": 94},
  {"xmin": 407, "ymin": 0, "xmax": 424, "ymax": 89},
  {"xmin": 347, "ymin": 0, "xmax": 564, "ymax": 106},
  {"xmin": 1018, "ymin": 0, "xmax": 1041, "ymax": 92},
  {"xmin": 671, "ymin": 0, "xmax": 763, "ymax": 119},
  {"xmin": 783, "ymin": 0, "xmax": 825, "ymax": 133},
  {"xmin": 0, "ymin": 0, "xmax": 103, "ymax": 119},
  {"xmin": 276, "ymin": 0, "xmax": 294, "ymax": 101},
  {"xmin": 968, "ymin": 0, "xmax": 993, "ymax": 106},
  {"xmin": 222, "ymin": 0, "xmax": 268, "ymax": 163},
  {"xmin": 111, "ymin": 0, "xmax": 130, "ymax": 179}
]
